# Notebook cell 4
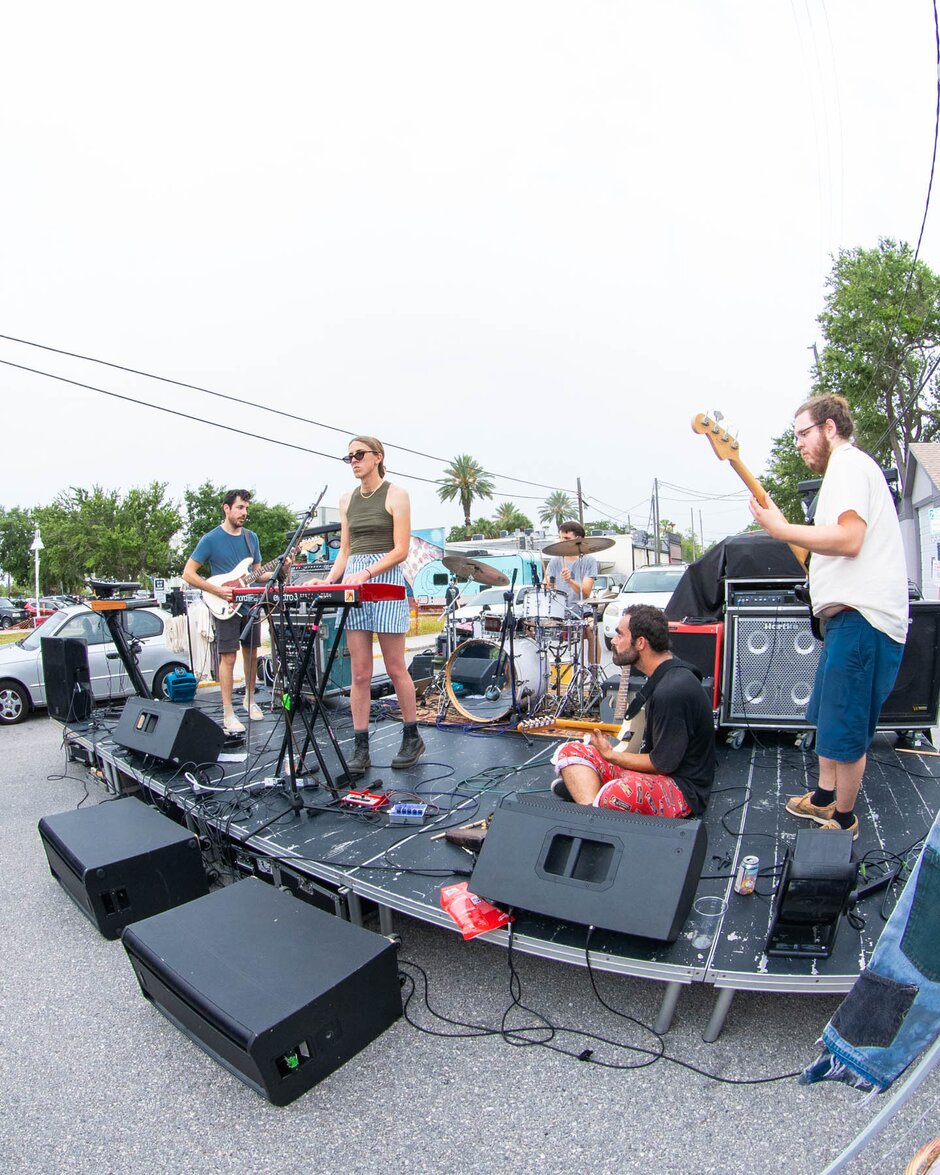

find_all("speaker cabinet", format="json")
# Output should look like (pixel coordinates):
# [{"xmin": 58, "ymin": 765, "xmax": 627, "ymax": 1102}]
[
  {"xmin": 723, "ymin": 608, "xmax": 821, "ymax": 725},
  {"xmin": 470, "ymin": 793, "xmax": 707, "ymax": 942},
  {"xmin": 121, "ymin": 878, "xmax": 402, "ymax": 1105},
  {"xmin": 38, "ymin": 798, "xmax": 208, "ymax": 939},
  {"xmin": 878, "ymin": 600, "xmax": 940, "ymax": 729},
  {"xmin": 766, "ymin": 828, "xmax": 857, "ymax": 958},
  {"xmin": 668, "ymin": 621, "xmax": 723, "ymax": 710},
  {"xmin": 113, "ymin": 698, "xmax": 224, "ymax": 766},
  {"xmin": 40, "ymin": 636, "xmax": 93, "ymax": 722}
]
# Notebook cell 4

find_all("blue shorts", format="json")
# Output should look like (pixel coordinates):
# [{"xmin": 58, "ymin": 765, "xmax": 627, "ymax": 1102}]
[
  {"xmin": 344, "ymin": 554, "xmax": 409, "ymax": 634},
  {"xmin": 806, "ymin": 610, "xmax": 905, "ymax": 762}
]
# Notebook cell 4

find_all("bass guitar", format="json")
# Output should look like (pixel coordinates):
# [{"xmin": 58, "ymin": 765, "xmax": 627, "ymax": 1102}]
[
  {"xmin": 202, "ymin": 539, "xmax": 318, "ymax": 621},
  {"xmin": 692, "ymin": 410, "xmax": 822, "ymax": 637}
]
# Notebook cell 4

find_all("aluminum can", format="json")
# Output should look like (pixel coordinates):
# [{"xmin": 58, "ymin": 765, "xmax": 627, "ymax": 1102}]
[{"xmin": 734, "ymin": 855, "xmax": 760, "ymax": 895}]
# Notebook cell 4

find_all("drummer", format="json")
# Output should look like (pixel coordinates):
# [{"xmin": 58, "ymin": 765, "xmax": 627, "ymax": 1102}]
[{"xmin": 545, "ymin": 521, "xmax": 600, "ymax": 664}]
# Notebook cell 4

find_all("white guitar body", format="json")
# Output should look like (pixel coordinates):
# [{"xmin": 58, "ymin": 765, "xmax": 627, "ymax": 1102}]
[
  {"xmin": 202, "ymin": 558, "xmax": 257, "ymax": 621},
  {"xmin": 614, "ymin": 708, "xmax": 646, "ymax": 754}
]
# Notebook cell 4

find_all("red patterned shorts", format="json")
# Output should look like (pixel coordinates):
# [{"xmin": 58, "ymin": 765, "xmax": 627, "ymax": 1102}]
[{"xmin": 554, "ymin": 741, "xmax": 692, "ymax": 818}]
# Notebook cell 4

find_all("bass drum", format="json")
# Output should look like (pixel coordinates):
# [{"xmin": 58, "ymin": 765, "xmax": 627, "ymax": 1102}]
[{"xmin": 445, "ymin": 637, "xmax": 547, "ymax": 723}]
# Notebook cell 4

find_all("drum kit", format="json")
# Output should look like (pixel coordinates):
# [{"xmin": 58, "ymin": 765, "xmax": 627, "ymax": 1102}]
[{"xmin": 433, "ymin": 537, "xmax": 615, "ymax": 724}]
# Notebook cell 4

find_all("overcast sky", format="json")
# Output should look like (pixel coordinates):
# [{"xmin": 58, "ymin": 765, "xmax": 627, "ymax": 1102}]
[{"xmin": 2, "ymin": 2, "xmax": 937, "ymax": 546}]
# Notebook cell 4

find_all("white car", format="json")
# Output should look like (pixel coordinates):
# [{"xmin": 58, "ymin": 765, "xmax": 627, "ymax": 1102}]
[
  {"xmin": 0, "ymin": 603, "xmax": 191, "ymax": 725},
  {"xmin": 601, "ymin": 564, "xmax": 688, "ymax": 649},
  {"xmin": 450, "ymin": 586, "xmax": 532, "ymax": 625}
]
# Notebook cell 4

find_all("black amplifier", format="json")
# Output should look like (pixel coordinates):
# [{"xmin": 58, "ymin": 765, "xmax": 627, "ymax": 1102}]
[{"xmin": 729, "ymin": 587, "xmax": 802, "ymax": 607}]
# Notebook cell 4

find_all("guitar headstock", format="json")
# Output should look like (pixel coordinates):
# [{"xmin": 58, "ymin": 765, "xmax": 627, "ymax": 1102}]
[{"xmin": 691, "ymin": 411, "xmax": 741, "ymax": 463}]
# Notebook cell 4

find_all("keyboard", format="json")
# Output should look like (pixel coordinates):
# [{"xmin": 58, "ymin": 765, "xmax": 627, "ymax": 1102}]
[{"xmin": 231, "ymin": 583, "xmax": 406, "ymax": 607}]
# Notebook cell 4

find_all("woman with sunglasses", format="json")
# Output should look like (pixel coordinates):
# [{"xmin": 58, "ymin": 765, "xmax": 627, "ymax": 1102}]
[{"xmin": 323, "ymin": 436, "xmax": 425, "ymax": 776}]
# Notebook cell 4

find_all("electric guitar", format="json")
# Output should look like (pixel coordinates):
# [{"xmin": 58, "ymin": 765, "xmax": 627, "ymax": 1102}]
[
  {"xmin": 691, "ymin": 411, "xmax": 808, "ymax": 569},
  {"xmin": 519, "ymin": 672, "xmax": 644, "ymax": 751},
  {"xmin": 201, "ymin": 540, "xmax": 318, "ymax": 621}
]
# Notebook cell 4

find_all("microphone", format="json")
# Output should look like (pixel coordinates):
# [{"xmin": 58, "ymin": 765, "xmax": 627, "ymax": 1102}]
[
  {"xmin": 532, "ymin": 565, "xmax": 541, "ymax": 590},
  {"xmin": 549, "ymin": 576, "xmax": 556, "ymax": 589},
  {"xmin": 484, "ymin": 685, "xmax": 501, "ymax": 701}
]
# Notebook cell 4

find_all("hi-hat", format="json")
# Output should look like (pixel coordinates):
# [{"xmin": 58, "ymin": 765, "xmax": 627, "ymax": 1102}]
[
  {"xmin": 542, "ymin": 536, "xmax": 616, "ymax": 557},
  {"xmin": 442, "ymin": 554, "xmax": 510, "ymax": 587}
]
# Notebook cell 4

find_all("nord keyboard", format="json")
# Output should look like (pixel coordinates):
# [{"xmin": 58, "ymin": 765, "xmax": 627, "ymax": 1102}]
[{"xmin": 231, "ymin": 583, "xmax": 406, "ymax": 607}]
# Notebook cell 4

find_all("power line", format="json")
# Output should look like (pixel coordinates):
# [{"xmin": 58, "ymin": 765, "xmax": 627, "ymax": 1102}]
[{"xmin": 0, "ymin": 332, "xmax": 578, "ymax": 497}]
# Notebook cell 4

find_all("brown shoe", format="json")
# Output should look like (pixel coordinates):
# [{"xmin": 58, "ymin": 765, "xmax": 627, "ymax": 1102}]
[
  {"xmin": 817, "ymin": 815, "xmax": 859, "ymax": 841},
  {"xmin": 785, "ymin": 791, "xmax": 836, "ymax": 822}
]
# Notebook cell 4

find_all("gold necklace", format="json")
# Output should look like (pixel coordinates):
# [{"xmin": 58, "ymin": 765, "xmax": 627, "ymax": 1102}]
[{"xmin": 359, "ymin": 480, "xmax": 383, "ymax": 499}]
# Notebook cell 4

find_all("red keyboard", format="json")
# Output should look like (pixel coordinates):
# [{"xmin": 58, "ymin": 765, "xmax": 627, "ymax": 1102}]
[{"xmin": 231, "ymin": 583, "xmax": 406, "ymax": 607}]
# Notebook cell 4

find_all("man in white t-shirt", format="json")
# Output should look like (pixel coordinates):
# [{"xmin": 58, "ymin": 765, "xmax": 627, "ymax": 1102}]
[{"xmin": 749, "ymin": 394, "xmax": 908, "ymax": 840}]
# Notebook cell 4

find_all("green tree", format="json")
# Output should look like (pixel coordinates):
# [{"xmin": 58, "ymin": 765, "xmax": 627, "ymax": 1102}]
[
  {"xmin": 437, "ymin": 455, "xmax": 495, "ymax": 528},
  {"xmin": 583, "ymin": 519, "xmax": 629, "ymax": 535},
  {"xmin": 245, "ymin": 500, "xmax": 300, "ymax": 565},
  {"xmin": 763, "ymin": 239, "xmax": 940, "ymax": 518},
  {"xmin": 178, "ymin": 481, "xmax": 228, "ymax": 562},
  {"xmin": 493, "ymin": 501, "xmax": 533, "ymax": 532},
  {"xmin": 0, "ymin": 506, "xmax": 37, "ymax": 588},
  {"xmin": 34, "ymin": 483, "xmax": 182, "ymax": 590},
  {"xmin": 446, "ymin": 519, "xmax": 500, "ymax": 542},
  {"xmin": 539, "ymin": 491, "xmax": 576, "ymax": 530}
]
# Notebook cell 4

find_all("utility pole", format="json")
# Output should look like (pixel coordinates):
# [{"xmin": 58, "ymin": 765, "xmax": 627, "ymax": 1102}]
[
  {"xmin": 690, "ymin": 507, "xmax": 696, "ymax": 561},
  {"xmin": 576, "ymin": 478, "xmax": 584, "ymax": 526},
  {"xmin": 652, "ymin": 478, "xmax": 661, "ymax": 565}
]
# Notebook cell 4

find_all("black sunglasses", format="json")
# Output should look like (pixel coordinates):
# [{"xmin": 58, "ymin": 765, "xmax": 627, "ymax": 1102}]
[{"xmin": 342, "ymin": 449, "xmax": 375, "ymax": 464}]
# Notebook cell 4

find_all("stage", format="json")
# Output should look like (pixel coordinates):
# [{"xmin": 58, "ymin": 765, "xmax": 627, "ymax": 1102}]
[{"xmin": 58, "ymin": 689, "xmax": 940, "ymax": 1039}]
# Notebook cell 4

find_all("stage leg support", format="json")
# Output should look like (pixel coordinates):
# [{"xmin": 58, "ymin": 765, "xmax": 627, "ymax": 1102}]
[
  {"xmin": 378, "ymin": 904, "xmax": 394, "ymax": 936},
  {"xmin": 703, "ymin": 987, "xmax": 736, "ymax": 1042},
  {"xmin": 347, "ymin": 890, "xmax": 364, "ymax": 927},
  {"xmin": 653, "ymin": 981, "xmax": 683, "ymax": 1034}
]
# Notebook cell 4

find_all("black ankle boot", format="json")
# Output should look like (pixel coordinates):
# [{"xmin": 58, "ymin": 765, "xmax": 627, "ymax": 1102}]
[
  {"xmin": 346, "ymin": 731, "xmax": 371, "ymax": 779},
  {"xmin": 391, "ymin": 723, "xmax": 426, "ymax": 770}
]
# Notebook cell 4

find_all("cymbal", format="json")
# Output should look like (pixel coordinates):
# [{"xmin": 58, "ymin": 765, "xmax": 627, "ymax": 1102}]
[
  {"xmin": 442, "ymin": 554, "xmax": 510, "ymax": 587},
  {"xmin": 542, "ymin": 536, "xmax": 616, "ymax": 557}
]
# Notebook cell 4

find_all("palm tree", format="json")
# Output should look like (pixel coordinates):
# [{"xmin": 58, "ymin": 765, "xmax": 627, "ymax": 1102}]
[
  {"xmin": 539, "ymin": 490, "xmax": 576, "ymax": 530},
  {"xmin": 437, "ymin": 455, "xmax": 495, "ymax": 528},
  {"xmin": 494, "ymin": 501, "xmax": 533, "ymax": 531}
]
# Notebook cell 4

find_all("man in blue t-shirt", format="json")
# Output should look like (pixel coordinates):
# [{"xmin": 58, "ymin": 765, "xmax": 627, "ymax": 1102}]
[{"xmin": 182, "ymin": 489, "xmax": 275, "ymax": 734}]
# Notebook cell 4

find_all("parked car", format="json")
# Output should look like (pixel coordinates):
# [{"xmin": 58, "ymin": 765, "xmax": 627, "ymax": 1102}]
[
  {"xmin": 450, "ymin": 586, "xmax": 531, "ymax": 625},
  {"xmin": 601, "ymin": 564, "xmax": 688, "ymax": 649},
  {"xmin": 0, "ymin": 603, "xmax": 191, "ymax": 725},
  {"xmin": 0, "ymin": 597, "xmax": 30, "ymax": 629},
  {"xmin": 589, "ymin": 573, "xmax": 627, "ymax": 601}
]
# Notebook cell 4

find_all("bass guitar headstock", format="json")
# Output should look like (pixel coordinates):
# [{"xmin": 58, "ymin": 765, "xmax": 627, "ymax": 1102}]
[{"xmin": 691, "ymin": 411, "xmax": 741, "ymax": 463}]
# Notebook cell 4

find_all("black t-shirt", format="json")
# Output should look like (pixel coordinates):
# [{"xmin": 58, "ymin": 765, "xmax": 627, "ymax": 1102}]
[
  {"xmin": 639, "ymin": 659, "xmax": 716, "ymax": 815},
  {"xmin": 445, "ymin": 585, "xmax": 460, "ymax": 607}
]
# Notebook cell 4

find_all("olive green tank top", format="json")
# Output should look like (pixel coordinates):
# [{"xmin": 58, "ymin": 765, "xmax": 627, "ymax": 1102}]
[{"xmin": 347, "ymin": 481, "xmax": 395, "ymax": 554}]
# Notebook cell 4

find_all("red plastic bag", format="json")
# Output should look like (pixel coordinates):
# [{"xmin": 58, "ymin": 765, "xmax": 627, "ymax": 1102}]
[{"xmin": 439, "ymin": 882, "xmax": 513, "ymax": 940}]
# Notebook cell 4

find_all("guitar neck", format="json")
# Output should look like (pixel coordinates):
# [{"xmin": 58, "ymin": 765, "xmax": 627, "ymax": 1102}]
[{"xmin": 612, "ymin": 668, "xmax": 630, "ymax": 722}]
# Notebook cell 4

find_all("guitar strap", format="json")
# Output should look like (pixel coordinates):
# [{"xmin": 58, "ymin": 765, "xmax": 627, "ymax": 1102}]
[{"xmin": 624, "ymin": 657, "xmax": 701, "ymax": 720}]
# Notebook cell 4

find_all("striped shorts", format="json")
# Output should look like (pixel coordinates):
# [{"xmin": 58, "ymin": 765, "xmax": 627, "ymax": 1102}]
[{"xmin": 345, "ymin": 554, "xmax": 410, "ymax": 634}]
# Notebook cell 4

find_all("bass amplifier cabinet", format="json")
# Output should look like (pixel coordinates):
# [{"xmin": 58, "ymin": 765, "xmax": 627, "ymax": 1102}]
[
  {"xmin": 470, "ymin": 793, "xmax": 706, "ymax": 943},
  {"xmin": 668, "ymin": 621, "xmax": 723, "ymax": 711},
  {"xmin": 40, "ymin": 636, "xmax": 94, "ymax": 723},
  {"xmin": 878, "ymin": 600, "xmax": 940, "ymax": 730},
  {"xmin": 121, "ymin": 878, "xmax": 402, "ymax": 1105},
  {"xmin": 38, "ymin": 798, "xmax": 208, "ymax": 939},
  {"xmin": 112, "ymin": 698, "xmax": 224, "ymax": 766},
  {"xmin": 722, "ymin": 607, "xmax": 820, "ymax": 727}
]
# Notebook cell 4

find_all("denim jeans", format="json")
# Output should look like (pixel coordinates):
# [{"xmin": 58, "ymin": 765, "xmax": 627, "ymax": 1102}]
[{"xmin": 801, "ymin": 808, "xmax": 940, "ymax": 1092}]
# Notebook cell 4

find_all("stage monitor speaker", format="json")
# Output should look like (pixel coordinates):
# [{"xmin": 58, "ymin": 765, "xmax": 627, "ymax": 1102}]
[
  {"xmin": 121, "ymin": 877, "xmax": 402, "ymax": 1105},
  {"xmin": 878, "ymin": 600, "xmax": 940, "ymax": 728},
  {"xmin": 38, "ymin": 798, "xmax": 208, "ymax": 939},
  {"xmin": 765, "ymin": 828, "xmax": 857, "ymax": 958},
  {"xmin": 668, "ymin": 621, "xmax": 723, "ymax": 710},
  {"xmin": 724, "ymin": 609, "xmax": 821, "ymax": 724},
  {"xmin": 470, "ymin": 793, "xmax": 707, "ymax": 942},
  {"xmin": 112, "ymin": 698, "xmax": 224, "ymax": 766},
  {"xmin": 40, "ymin": 636, "xmax": 93, "ymax": 723}
]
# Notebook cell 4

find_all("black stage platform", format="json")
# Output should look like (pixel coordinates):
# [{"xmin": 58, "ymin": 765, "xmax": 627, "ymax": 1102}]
[{"xmin": 58, "ymin": 691, "xmax": 940, "ymax": 1039}]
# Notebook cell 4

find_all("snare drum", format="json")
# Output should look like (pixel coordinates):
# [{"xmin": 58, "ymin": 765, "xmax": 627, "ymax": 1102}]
[{"xmin": 521, "ymin": 587, "xmax": 568, "ymax": 625}]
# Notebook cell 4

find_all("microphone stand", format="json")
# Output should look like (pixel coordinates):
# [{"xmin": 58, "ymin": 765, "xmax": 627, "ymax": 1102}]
[{"xmin": 488, "ymin": 570, "xmax": 524, "ymax": 722}]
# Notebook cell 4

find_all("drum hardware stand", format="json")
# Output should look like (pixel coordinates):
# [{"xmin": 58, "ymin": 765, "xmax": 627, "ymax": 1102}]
[
  {"xmin": 556, "ymin": 612, "xmax": 606, "ymax": 719},
  {"xmin": 488, "ymin": 573, "xmax": 528, "ymax": 723}
]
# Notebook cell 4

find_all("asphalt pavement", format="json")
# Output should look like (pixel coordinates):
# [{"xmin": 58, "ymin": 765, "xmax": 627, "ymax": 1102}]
[{"xmin": 0, "ymin": 715, "xmax": 936, "ymax": 1175}]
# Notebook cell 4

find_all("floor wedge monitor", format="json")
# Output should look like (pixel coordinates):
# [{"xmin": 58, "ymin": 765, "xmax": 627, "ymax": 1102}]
[
  {"xmin": 121, "ymin": 877, "xmax": 402, "ymax": 1105},
  {"xmin": 112, "ymin": 698, "xmax": 224, "ymax": 766},
  {"xmin": 38, "ymin": 798, "xmax": 208, "ymax": 939},
  {"xmin": 470, "ymin": 793, "xmax": 707, "ymax": 942}
]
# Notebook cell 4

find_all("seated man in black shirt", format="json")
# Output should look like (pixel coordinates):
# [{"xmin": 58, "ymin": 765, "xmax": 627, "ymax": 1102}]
[{"xmin": 552, "ymin": 604, "xmax": 716, "ymax": 817}]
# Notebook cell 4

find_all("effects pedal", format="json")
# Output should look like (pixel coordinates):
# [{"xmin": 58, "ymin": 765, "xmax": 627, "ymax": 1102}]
[
  {"xmin": 388, "ymin": 803, "xmax": 428, "ymax": 826},
  {"xmin": 341, "ymin": 789, "xmax": 391, "ymax": 811}
]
